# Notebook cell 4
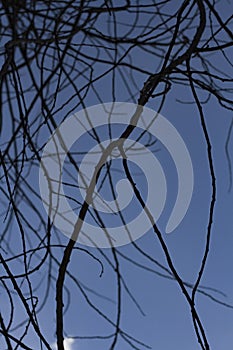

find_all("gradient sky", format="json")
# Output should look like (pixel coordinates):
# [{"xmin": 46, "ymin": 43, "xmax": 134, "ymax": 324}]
[{"xmin": 1, "ymin": 1, "xmax": 233, "ymax": 350}]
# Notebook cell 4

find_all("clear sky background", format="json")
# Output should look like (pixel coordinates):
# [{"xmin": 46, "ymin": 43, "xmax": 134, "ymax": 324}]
[{"xmin": 1, "ymin": 1, "xmax": 233, "ymax": 350}]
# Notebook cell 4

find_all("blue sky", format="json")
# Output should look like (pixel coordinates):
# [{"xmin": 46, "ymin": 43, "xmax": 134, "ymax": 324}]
[{"xmin": 1, "ymin": 1, "xmax": 233, "ymax": 349}]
